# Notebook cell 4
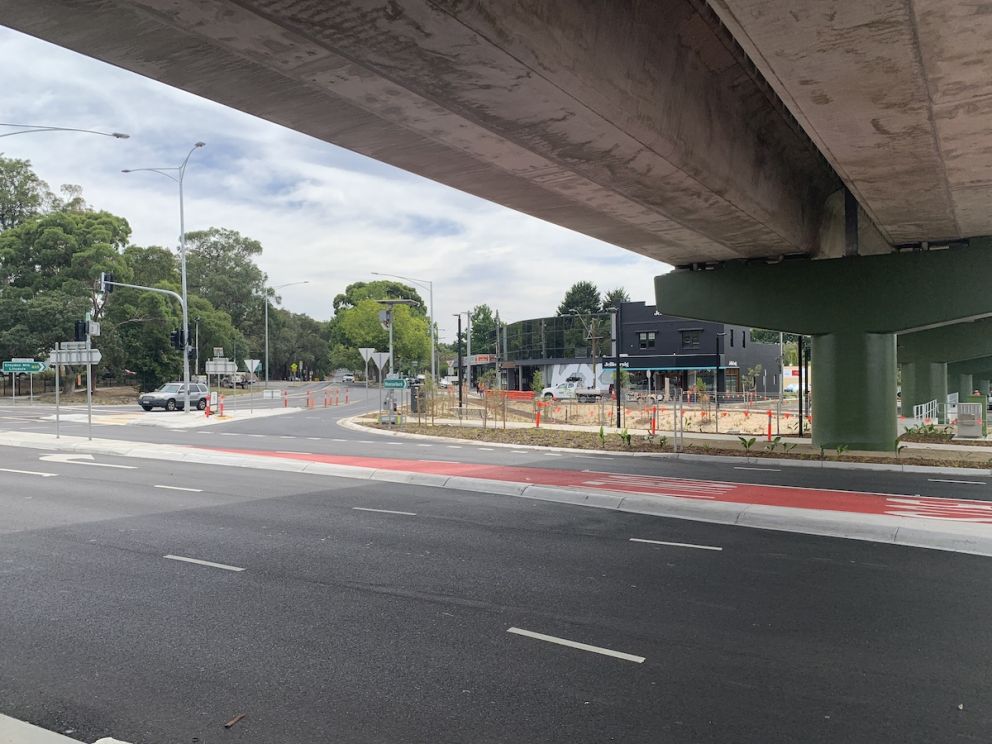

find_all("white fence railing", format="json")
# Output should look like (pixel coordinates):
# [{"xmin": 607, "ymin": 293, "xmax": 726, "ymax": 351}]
[{"xmin": 913, "ymin": 399, "xmax": 940, "ymax": 422}]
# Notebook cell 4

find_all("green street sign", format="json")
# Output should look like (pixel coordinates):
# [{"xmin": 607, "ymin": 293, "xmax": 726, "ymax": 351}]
[
  {"xmin": 384, "ymin": 378, "xmax": 407, "ymax": 389},
  {"xmin": 2, "ymin": 360, "xmax": 46, "ymax": 374}
]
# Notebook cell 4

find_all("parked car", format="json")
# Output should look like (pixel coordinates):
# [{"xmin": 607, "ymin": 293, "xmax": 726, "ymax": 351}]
[
  {"xmin": 138, "ymin": 382, "xmax": 209, "ymax": 411},
  {"xmin": 341, "ymin": 373, "xmax": 355, "ymax": 383},
  {"xmin": 221, "ymin": 372, "xmax": 255, "ymax": 388},
  {"xmin": 540, "ymin": 381, "xmax": 606, "ymax": 402}
]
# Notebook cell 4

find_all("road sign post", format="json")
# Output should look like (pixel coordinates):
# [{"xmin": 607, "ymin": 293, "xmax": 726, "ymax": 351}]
[{"xmin": 55, "ymin": 343, "xmax": 60, "ymax": 438}]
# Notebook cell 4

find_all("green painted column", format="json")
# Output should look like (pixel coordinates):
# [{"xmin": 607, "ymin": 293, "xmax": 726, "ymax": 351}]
[
  {"xmin": 947, "ymin": 362, "xmax": 975, "ymax": 398},
  {"xmin": 979, "ymin": 379, "xmax": 991, "ymax": 397},
  {"xmin": 812, "ymin": 332, "xmax": 896, "ymax": 450},
  {"xmin": 655, "ymin": 242, "xmax": 992, "ymax": 451},
  {"xmin": 899, "ymin": 361, "xmax": 947, "ymax": 422}
]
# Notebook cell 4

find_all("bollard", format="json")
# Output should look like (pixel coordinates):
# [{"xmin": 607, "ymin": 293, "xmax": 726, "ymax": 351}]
[
  {"xmin": 307, "ymin": 391, "xmax": 314, "ymax": 409},
  {"xmin": 767, "ymin": 410, "xmax": 772, "ymax": 441},
  {"xmin": 345, "ymin": 390, "xmax": 349, "ymax": 404},
  {"xmin": 323, "ymin": 393, "xmax": 329, "ymax": 408},
  {"xmin": 535, "ymin": 403, "xmax": 542, "ymax": 428},
  {"xmin": 335, "ymin": 389, "xmax": 340, "ymax": 406},
  {"xmin": 219, "ymin": 394, "xmax": 225, "ymax": 417},
  {"xmin": 650, "ymin": 406, "xmax": 657, "ymax": 436},
  {"xmin": 205, "ymin": 396, "xmax": 211, "ymax": 417},
  {"xmin": 282, "ymin": 390, "xmax": 288, "ymax": 408}
]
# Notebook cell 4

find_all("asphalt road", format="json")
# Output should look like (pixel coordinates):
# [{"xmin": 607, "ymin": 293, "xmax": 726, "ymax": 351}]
[
  {"xmin": 0, "ymin": 383, "xmax": 987, "ymax": 505},
  {"xmin": 1, "ymin": 445, "xmax": 991, "ymax": 743}
]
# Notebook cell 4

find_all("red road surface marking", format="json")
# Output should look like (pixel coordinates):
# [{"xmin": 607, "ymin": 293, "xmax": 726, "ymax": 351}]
[{"xmin": 209, "ymin": 447, "xmax": 992, "ymax": 524}]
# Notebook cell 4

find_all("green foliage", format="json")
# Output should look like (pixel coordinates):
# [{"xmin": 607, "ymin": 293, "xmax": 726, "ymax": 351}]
[
  {"xmin": 185, "ymin": 227, "xmax": 267, "ymax": 333},
  {"xmin": 738, "ymin": 436, "xmax": 757, "ymax": 453},
  {"xmin": 330, "ymin": 298, "xmax": 429, "ymax": 375},
  {"xmin": 470, "ymin": 304, "xmax": 499, "ymax": 354},
  {"xmin": 835, "ymin": 444, "xmax": 849, "ymax": 458},
  {"xmin": 556, "ymin": 280, "xmax": 600, "ymax": 316},
  {"xmin": 0, "ymin": 155, "xmax": 53, "ymax": 231},
  {"xmin": 618, "ymin": 428, "xmax": 632, "ymax": 447},
  {"xmin": 530, "ymin": 370, "xmax": 544, "ymax": 396},
  {"xmin": 598, "ymin": 425, "xmax": 606, "ymax": 446},
  {"xmin": 601, "ymin": 287, "xmax": 629, "ymax": 310},
  {"xmin": 332, "ymin": 280, "xmax": 426, "ymax": 316},
  {"xmin": 766, "ymin": 435, "xmax": 782, "ymax": 452},
  {"xmin": 782, "ymin": 442, "xmax": 798, "ymax": 453},
  {"xmin": 657, "ymin": 435, "xmax": 668, "ymax": 449}
]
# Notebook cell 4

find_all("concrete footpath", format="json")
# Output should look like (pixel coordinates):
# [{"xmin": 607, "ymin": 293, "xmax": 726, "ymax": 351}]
[
  {"xmin": 0, "ymin": 714, "xmax": 128, "ymax": 744},
  {"xmin": 2, "ymin": 430, "xmax": 992, "ymax": 558}
]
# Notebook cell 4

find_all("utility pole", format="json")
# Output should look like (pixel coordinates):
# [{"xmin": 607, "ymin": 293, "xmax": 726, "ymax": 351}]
[
  {"xmin": 455, "ymin": 313, "xmax": 464, "ymax": 408},
  {"xmin": 614, "ymin": 302, "xmax": 623, "ymax": 428}
]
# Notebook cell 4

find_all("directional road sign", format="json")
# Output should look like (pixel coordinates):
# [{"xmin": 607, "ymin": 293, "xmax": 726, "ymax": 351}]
[
  {"xmin": 370, "ymin": 352, "xmax": 391, "ymax": 370},
  {"xmin": 205, "ymin": 359, "xmax": 237, "ymax": 375},
  {"xmin": 2, "ymin": 360, "xmax": 47, "ymax": 374},
  {"xmin": 359, "ymin": 347, "xmax": 375, "ymax": 363},
  {"xmin": 244, "ymin": 358, "xmax": 261, "ymax": 373},
  {"xmin": 61, "ymin": 341, "xmax": 87, "ymax": 351},
  {"xmin": 48, "ymin": 349, "xmax": 101, "ymax": 366},
  {"xmin": 384, "ymin": 378, "xmax": 407, "ymax": 389}
]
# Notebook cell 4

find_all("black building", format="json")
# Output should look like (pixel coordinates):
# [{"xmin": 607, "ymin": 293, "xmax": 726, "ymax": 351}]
[{"xmin": 501, "ymin": 301, "xmax": 780, "ymax": 395}]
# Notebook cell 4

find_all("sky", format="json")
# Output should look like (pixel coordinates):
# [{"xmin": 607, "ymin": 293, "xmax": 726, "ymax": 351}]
[{"xmin": 0, "ymin": 26, "xmax": 669, "ymax": 341}]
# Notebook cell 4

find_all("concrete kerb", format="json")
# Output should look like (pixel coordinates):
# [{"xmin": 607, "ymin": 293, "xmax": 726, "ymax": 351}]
[
  {"xmin": 339, "ymin": 415, "xmax": 992, "ymax": 478},
  {"xmin": 3, "ymin": 430, "xmax": 992, "ymax": 557}
]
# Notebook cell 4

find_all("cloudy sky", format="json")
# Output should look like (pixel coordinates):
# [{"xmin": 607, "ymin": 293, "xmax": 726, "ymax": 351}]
[{"xmin": 0, "ymin": 26, "xmax": 668, "ymax": 341}]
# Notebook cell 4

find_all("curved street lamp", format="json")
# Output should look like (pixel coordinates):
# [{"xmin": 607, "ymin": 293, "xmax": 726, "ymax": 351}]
[
  {"xmin": 122, "ymin": 142, "xmax": 205, "ymax": 413},
  {"xmin": 0, "ymin": 122, "xmax": 129, "ymax": 139},
  {"xmin": 371, "ymin": 271, "xmax": 435, "ymax": 383},
  {"xmin": 265, "ymin": 280, "xmax": 309, "ymax": 386}
]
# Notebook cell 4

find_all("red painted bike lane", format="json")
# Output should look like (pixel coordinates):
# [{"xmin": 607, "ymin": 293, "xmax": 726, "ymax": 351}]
[{"xmin": 211, "ymin": 447, "xmax": 992, "ymax": 525}]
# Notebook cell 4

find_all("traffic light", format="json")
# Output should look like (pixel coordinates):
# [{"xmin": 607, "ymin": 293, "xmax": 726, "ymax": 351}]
[
  {"xmin": 100, "ymin": 272, "xmax": 115, "ymax": 293},
  {"xmin": 74, "ymin": 320, "xmax": 88, "ymax": 342},
  {"xmin": 170, "ymin": 329, "xmax": 186, "ymax": 350}
]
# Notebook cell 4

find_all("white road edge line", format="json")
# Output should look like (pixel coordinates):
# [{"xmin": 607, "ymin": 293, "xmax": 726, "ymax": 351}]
[
  {"xmin": 734, "ymin": 466, "xmax": 782, "ymax": 472},
  {"xmin": 0, "ymin": 467, "xmax": 58, "ymax": 477},
  {"xmin": 352, "ymin": 507, "xmax": 417, "ymax": 516},
  {"xmin": 630, "ymin": 537, "xmax": 723, "ymax": 552},
  {"xmin": 164, "ymin": 554, "xmax": 244, "ymax": 572},
  {"xmin": 506, "ymin": 627, "xmax": 645, "ymax": 664},
  {"xmin": 154, "ymin": 485, "xmax": 203, "ymax": 493},
  {"xmin": 928, "ymin": 478, "xmax": 986, "ymax": 485}
]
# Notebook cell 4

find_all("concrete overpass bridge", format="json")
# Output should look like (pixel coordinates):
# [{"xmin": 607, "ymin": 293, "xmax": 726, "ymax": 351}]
[{"xmin": 3, "ymin": 0, "xmax": 990, "ymax": 449}]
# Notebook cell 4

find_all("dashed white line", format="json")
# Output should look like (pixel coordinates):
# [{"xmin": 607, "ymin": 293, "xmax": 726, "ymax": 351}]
[
  {"xmin": 154, "ymin": 485, "xmax": 203, "ymax": 493},
  {"xmin": 511, "ymin": 450, "xmax": 528, "ymax": 455},
  {"xmin": 0, "ymin": 467, "xmax": 57, "ymax": 477},
  {"xmin": 352, "ymin": 507, "xmax": 417, "ymax": 516},
  {"xmin": 734, "ymin": 466, "xmax": 782, "ymax": 472},
  {"xmin": 543, "ymin": 453, "xmax": 561, "ymax": 457},
  {"xmin": 506, "ymin": 627, "xmax": 644, "ymax": 664},
  {"xmin": 417, "ymin": 444, "xmax": 433, "ymax": 447},
  {"xmin": 447, "ymin": 445, "xmax": 462, "ymax": 449},
  {"xmin": 280, "ymin": 436, "xmax": 296, "ymax": 439},
  {"xmin": 928, "ymin": 478, "xmax": 986, "ymax": 485},
  {"xmin": 164, "ymin": 554, "xmax": 244, "ymax": 572},
  {"xmin": 219, "ymin": 432, "xmax": 239, "ymax": 436},
  {"xmin": 630, "ymin": 538, "xmax": 723, "ymax": 552},
  {"xmin": 332, "ymin": 438, "xmax": 347, "ymax": 442},
  {"xmin": 307, "ymin": 437, "xmax": 322, "ymax": 441},
  {"xmin": 479, "ymin": 448, "xmax": 494, "ymax": 451},
  {"xmin": 358, "ymin": 440, "xmax": 374, "ymax": 444}
]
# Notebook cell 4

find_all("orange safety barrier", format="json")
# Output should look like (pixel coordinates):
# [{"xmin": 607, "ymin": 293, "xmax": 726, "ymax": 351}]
[
  {"xmin": 307, "ymin": 391, "xmax": 315, "ymax": 409},
  {"xmin": 204, "ymin": 395, "xmax": 211, "ymax": 417}
]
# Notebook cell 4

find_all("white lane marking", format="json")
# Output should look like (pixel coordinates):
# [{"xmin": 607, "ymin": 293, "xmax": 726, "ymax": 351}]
[
  {"xmin": 219, "ymin": 433, "xmax": 239, "ymax": 436},
  {"xmin": 332, "ymin": 438, "xmax": 347, "ymax": 442},
  {"xmin": 543, "ymin": 453, "xmax": 561, "ymax": 457},
  {"xmin": 358, "ymin": 440, "xmax": 374, "ymax": 444},
  {"xmin": 734, "ymin": 466, "xmax": 782, "ymax": 472},
  {"xmin": 506, "ymin": 627, "xmax": 645, "ymax": 664},
  {"xmin": 630, "ymin": 537, "xmax": 723, "ymax": 552},
  {"xmin": 574, "ymin": 455, "xmax": 606, "ymax": 460},
  {"xmin": 280, "ymin": 436, "xmax": 295, "ymax": 439},
  {"xmin": 247, "ymin": 434, "xmax": 265, "ymax": 438},
  {"xmin": 0, "ymin": 467, "xmax": 58, "ymax": 477},
  {"xmin": 164, "ymin": 554, "xmax": 244, "ymax": 572},
  {"xmin": 511, "ymin": 450, "xmax": 528, "ymax": 454},
  {"xmin": 479, "ymin": 448, "xmax": 494, "ymax": 451},
  {"xmin": 154, "ymin": 485, "xmax": 203, "ymax": 493},
  {"xmin": 277, "ymin": 451, "xmax": 311, "ymax": 455},
  {"xmin": 417, "ymin": 444, "xmax": 433, "ymax": 447},
  {"xmin": 38, "ymin": 454, "xmax": 136, "ymax": 469},
  {"xmin": 352, "ymin": 507, "xmax": 417, "ymax": 516},
  {"xmin": 928, "ymin": 478, "xmax": 987, "ymax": 486},
  {"xmin": 447, "ymin": 445, "xmax": 462, "ymax": 449},
  {"xmin": 307, "ymin": 437, "xmax": 322, "ymax": 441}
]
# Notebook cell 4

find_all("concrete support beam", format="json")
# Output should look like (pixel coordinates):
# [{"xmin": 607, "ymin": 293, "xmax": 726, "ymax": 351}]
[{"xmin": 656, "ymin": 245, "xmax": 992, "ymax": 450}]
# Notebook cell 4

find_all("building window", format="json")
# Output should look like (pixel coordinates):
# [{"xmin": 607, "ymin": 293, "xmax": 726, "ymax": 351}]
[
  {"xmin": 680, "ymin": 330, "xmax": 701, "ymax": 351},
  {"xmin": 638, "ymin": 331, "xmax": 656, "ymax": 349}
]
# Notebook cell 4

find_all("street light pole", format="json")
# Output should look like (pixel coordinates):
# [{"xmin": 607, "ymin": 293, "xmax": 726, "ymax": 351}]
[
  {"xmin": 371, "ymin": 272, "xmax": 435, "ymax": 383},
  {"xmin": 1, "ymin": 123, "xmax": 129, "ymax": 139},
  {"xmin": 123, "ymin": 142, "xmax": 205, "ymax": 414},
  {"xmin": 265, "ymin": 280, "xmax": 309, "ymax": 387}
]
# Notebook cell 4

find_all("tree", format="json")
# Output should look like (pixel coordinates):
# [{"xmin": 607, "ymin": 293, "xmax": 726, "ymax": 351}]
[
  {"xmin": 470, "ymin": 304, "xmax": 498, "ymax": 354},
  {"xmin": 601, "ymin": 287, "xmax": 630, "ymax": 310},
  {"xmin": 557, "ymin": 280, "xmax": 601, "ymax": 316},
  {"xmin": 185, "ymin": 227, "xmax": 268, "ymax": 334},
  {"xmin": 530, "ymin": 369, "xmax": 544, "ymax": 396},
  {"xmin": 332, "ymin": 280, "xmax": 426, "ymax": 316},
  {"xmin": 0, "ymin": 156, "xmax": 53, "ymax": 231},
  {"xmin": 330, "ymin": 298, "xmax": 429, "ymax": 375}
]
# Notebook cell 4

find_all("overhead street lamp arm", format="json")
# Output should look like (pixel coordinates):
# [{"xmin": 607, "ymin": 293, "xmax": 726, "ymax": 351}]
[{"xmin": 1, "ymin": 123, "xmax": 129, "ymax": 138}]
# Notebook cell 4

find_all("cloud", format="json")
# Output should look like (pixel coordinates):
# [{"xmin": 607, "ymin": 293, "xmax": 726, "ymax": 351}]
[{"xmin": 0, "ymin": 25, "xmax": 670, "ymax": 339}]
